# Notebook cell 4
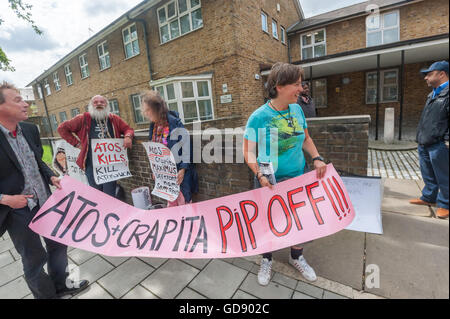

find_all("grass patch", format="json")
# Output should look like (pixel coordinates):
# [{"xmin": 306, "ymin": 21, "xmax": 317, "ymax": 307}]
[{"xmin": 42, "ymin": 144, "xmax": 53, "ymax": 165}]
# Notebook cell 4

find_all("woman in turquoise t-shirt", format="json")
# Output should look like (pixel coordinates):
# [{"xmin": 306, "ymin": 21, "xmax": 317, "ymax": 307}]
[{"xmin": 243, "ymin": 62, "xmax": 327, "ymax": 286}]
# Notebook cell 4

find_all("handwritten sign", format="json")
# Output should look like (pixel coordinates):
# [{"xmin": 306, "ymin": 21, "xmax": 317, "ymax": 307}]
[
  {"xmin": 142, "ymin": 142, "xmax": 180, "ymax": 202},
  {"xmin": 91, "ymin": 138, "xmax": 131, "ymax": 185},
  {"xmin": 29, "ymin": 164, "xmax": 355, "ymax": 259},
  {"xmin": 51, "ymin": 139, "xmax": 88, "ymax": 184}
]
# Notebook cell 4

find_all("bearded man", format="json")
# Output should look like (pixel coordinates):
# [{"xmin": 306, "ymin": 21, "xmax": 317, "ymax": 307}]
[{"xmin": 58, "ymin": 95, "xmax": 134, "ymax": 197}]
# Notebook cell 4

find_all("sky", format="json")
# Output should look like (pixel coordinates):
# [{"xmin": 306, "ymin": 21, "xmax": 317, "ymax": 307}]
[{"xmin": 0, "ymin": 0, "xmax": 366, "ymax": 89}]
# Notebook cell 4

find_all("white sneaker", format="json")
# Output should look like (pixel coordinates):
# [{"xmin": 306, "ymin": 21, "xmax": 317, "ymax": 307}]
[
  {"xmin": 289, "ymin": 255, "xmax": 317, "ymax": 282},
  {"xmin": 257, "ymin": 258, "xmax": 272, "ymax": 286}
]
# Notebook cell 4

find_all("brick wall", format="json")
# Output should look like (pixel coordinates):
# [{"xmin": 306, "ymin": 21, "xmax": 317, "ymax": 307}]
[{"xmin": 117, "ymin": 115, "xmax": 370, "ymax": 206}]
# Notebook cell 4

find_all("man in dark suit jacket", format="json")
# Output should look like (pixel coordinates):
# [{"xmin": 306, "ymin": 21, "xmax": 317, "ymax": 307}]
[{"xmin": 0, "ymin": 82, "xmax": 88, "ymax": 298}]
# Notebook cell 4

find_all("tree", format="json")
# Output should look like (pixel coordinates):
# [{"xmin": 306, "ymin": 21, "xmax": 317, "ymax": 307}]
[{"xmin": 0, "ymin": 0, "xmax": 42, "ymax": 71}]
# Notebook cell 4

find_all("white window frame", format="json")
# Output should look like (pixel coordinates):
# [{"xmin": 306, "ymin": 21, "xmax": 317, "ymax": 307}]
[
  {"xmin": 44, "ymin": 78, "xmax": 51, "ymax": 96},
  {"xmin": 37, "ymin": 85, "xmax": 43, "ymax": 99},
  {"xmin": 272, "ymin": 19, "xmax": 279, "ymax": 40},
  {"xmin": 300, "ymin": 28, "xmax": 327, "ymax": 60},
  {"xmin": 152, "ymin": 75, "xmax": 214, "ymax": 124},
  {"xmin": 131, "ymin": 94, "xmax": 147, "ymax": 124},
  {"xmin": 366, "ymin": 68, "xmax": 399, "ymax": 104},
  {"xmin": 109, "ymin": 99, "xmax": 120, "ymax": 116},
  {"xmin": 64, "ymin": 64, "xmax": 73, "ymax": 86},
  {"xmin": 79, "ymin": 54, "xmax": 90, "ymax": 79},
  {"xmin": 366, "ymin": 10, "xmax": 400, "ymax": 47},
  {"xmin": 122, "ymin": 23, "xmax": 140, "ymax": 59},
  {"xmin": 71, "ymin": 108, "xmax": 80, "ymax": 118},
  {"xmin": 261, "ymin": 11, "xmax": 268, "ymax": 33},
  {"xmin": 280, "ymin": 26, "xmax": 286, "ymax": 44},
  {"xmin": 97, "ymin": 41, "xmax": 111, "ymax": 70},
  {"xmin": 157, "ymin": 0, "xmax": 203, "ymax": 44},
  {"xmin": 59, "ymin": 111, "xmax": 67, "ymax": 122},
  {"xmin": 53, "ymin": 72, "xmax": 61, "ymax": 91}
]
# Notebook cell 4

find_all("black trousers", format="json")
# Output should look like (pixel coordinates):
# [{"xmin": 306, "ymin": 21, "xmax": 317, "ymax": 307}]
[{"xmin": 5, "ymin": 205, "xmax": 68, "ymax": 299}]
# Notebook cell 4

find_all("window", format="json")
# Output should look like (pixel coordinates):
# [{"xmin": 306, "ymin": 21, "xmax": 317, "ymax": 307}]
[
  {"xmin": 59, "ymin": 111, "xmax": 67, "ymax": 122},
  {"xmin": 131, "ymin": 94, "xmax": 146, "ymax": 124},
  {"xmin": 53, "ymin": 72, "xmax": 61, "ymax": 91},
  {"xmin": 366, "ymin": 10, "xmax": 399, "ymax": 47},
  {"xmin": 97, "ymin": 41, "xmax": 111, "ymax": 70},
  {"xmin": 300, "ymin": 29, "xmax": 326, "ymax": 59},
  {"xmin": 280, "ymin": 26, "xmax": 286, "ymax": 44},
  {"xmin": 79, "ymin": 54, "xmax": 90, "ymax": 79},
  {"xmin": 37, "ymin": 85, "xmax": 43, "ymax": 99},
  {"xmin": 50, "ymin": 114, "xmax": 58, "ymax": 131},
  {"xmin": 272, "ymin": 20, "xmax": 278, "ymax": 39},
  {"xmin": 44, "ymin": 79, "xmax": 51, "ymax": 96},
  {"xmin": 158, "ymin": 0, "xmax": 203, "ymax": 44},
  {"xmin": 366, "ymin": 69, "xmax": 399, "ymax": 104},
  {"xmin": 109, "ymin": 99, "xmax": 120, "ymax": 116},
  {"xmin": 64, "ymin": 64, "xmax": 73, "ymax": 86},
  {"xmin": 71, "ymin": 108, "xmax": 80, "ymax": 118},
  {"xmin": 261, "ymin": 12, "xmax": 268, "ymax": 33},
  {"xmin": 154, "ymin": 76, "xmax": 214, "ymax": 123},
  {"xmin": 312, "ymin": 79, "xmax": 327, "ymax": 108},
  {"xmin": 122, "ymin": 24, "xmax": 140, "ymax": 59}
]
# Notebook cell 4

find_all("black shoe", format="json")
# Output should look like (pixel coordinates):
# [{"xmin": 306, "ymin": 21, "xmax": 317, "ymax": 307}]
[{"xmin": 56, "ymin": 280, "xmax": 89, "ymax": 297}]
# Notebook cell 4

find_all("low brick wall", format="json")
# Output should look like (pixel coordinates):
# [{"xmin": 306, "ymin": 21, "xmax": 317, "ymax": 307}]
[{"xmin": 118, "ymin": 115, "xmax": 370, "ymax": 206}]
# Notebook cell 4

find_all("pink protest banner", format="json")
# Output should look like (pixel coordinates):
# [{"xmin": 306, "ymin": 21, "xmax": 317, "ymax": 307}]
[{"xmin": 29, "ymin": 164, "xmax": 354, "ymax": 259}]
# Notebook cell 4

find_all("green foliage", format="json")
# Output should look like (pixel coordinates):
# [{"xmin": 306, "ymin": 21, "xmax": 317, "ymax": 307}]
[{"xmin": 0, "ymin": 0, "xmax": 42, "ymax": 71}]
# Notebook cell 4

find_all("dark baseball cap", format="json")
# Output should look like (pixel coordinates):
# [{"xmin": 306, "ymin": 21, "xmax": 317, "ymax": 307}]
[{"xmin": 420, "ymin": 60, "xmax": 449, "ymax": 75}]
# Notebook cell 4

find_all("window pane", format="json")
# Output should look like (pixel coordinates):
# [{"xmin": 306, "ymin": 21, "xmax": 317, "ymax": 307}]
[
  {"xmin": 130, "ymin": 25, "xmax": 137, "ymax": 39},
  {"xmin": 161, "ymin": 25, "xmax": 170, "ymax": 43},
  {"xmin": 181, "ymin": 82, "xmax": 194, "ymax": 98},
  {"xmin": 168, "ymin": 2, "xmax": 176, "ymax": 18},
  {"xmin": 383, "ymin": 71, "xmax": 397, "ymax": 85},
  {"xmin": 167, "ymin": 84, "xmax": 176, "ymax": 100},
  {"xmin": 302, "ymin": 47, "xmax": 313, "ymax": 59},
  {"xmin": 197, "ymin": 81, "xmax": 209, "ymax": 97},
  {"xmin": 170, "ymin": 19, "xmax": 180, "ymax": 38},
  {"xmin": 383, "ymin": 28, "xmax": 398, "ymax": 44},
  {"xmin": 366, "ymin": 15, "xmax": 380, "ymax": 31},
  {"xmin": 281, "ymin": 28, "xmax": 285, "ymax": 43},
  {"xmin": 125, "ymin": 43, "xmax": 133, "ymax": 58},
  {"xmin": 302, "ymin": 34, "xmax": 312, "ymax": 46},
  {"xmin": 168, "ymin": 102, "xmax": 178, "ymax": 113},
  {"xmin": 156, "ymin": 86, "xmax": 165, "ymax": 97},
  {"xmin": 367, "ymin": 73, "xmax": 377, "ymax": 87},
  {"xmin": 272, "ymin": 21, "xmax": 278, "ymax": 38},
  {"xmin": 198, "ymin": 100, "xmax": 213, "ymax": 120},
  {"xmin": 132, "ymin": 40, "xmax": 140, "ymax": 55},
  {"xmin": 123, "ymin": 29, "xmax": 130, "ymax": 43},
  {"xmin": 367, "ymin": 88, "xmax": 377, "ymax": 103},
  {"xmin": 314, "ymin": 44, "xmax": 326, "ymax": 57},
  {"xmin": 261, "ymin": 13, "xmax": 267, "ymax": 31},
  {"xmin": 98, "ymin": 45, "xmax": 103, "ymax": 56},
  {"xmin": 178, "ymin": 0, "xmax": 188, "ymax": 13},
  {"xmin": 158, "ymin": 8, "xmax": 166, "ymax": 24},
  {"xmin": 190, "ymin": 0, "xmax": 200, "ymax": 7},
  {"xmin": 367, "ymin": 31, "xmax": 382, "ymax": 46},
  {"xmin": 384, "ymin": 12, "xmax": 398, "ymax": 28},
  {"xmin": 180, "ymin": 14, "xmax": 191, "ymax": 34},
  {"xmin": 191, "ymin": 8, "xmax": 203, "ymax": 30},
  {"xmin": 383, "ymin": 86, "xmax": 397, "ymax": 101},
  {"xmin": 105, "ymin": 55, "xmax": 110, "ymax": 68},
  {"xmin": 315, "ymin": 30, "xmax": 325, "ymax": 43},
  {"xmin": 182, "ymin": 101, "xmax": 198, "ymax": 123}
]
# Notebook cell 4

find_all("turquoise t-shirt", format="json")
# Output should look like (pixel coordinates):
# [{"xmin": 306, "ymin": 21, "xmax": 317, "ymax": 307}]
[{"xmin": 244, "ymin": 102, "xmax": 308, "ymax": 180}]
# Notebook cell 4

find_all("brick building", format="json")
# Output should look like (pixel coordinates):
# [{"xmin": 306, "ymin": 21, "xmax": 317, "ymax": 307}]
[
  {"xmin": 28, "ymin": 0, "xmax": 303, "ymax": 136},
  {"xmin": 285, "ymin": 0, "xmax": 449, "ymax": 140}
]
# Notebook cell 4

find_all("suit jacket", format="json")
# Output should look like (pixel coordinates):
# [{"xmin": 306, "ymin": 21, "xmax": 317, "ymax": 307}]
[{"xmin": 0, "ymin": 122, "xmax": 56, "ymax": 236}]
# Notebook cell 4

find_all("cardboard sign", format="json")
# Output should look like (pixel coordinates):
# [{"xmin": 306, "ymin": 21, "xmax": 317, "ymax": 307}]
[
  {"xmin": 91, "ymin": 138, "xmax": 131, "ymax": 185},
  {"xmin": 142, "ymin": 142, "xmax": 180, "ymax": 202},
  {"xmin": 51, "ymin": 139, "xmax": 88, "ymax": 184},
  {"xmin": 29, "ymin": 164, "xmax": 355, "ymax": 259}
]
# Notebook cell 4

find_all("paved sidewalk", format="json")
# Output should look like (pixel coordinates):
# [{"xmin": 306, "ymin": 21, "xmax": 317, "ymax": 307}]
[
  {"xmin": 368, "ymin": 149, "xmax": 422, "ymax": 180},
  {"xmin": 0, "ymin": 178, "xmax": 448, "ymax": 299}
]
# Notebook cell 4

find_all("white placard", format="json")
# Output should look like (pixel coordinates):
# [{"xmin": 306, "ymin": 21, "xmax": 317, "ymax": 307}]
[
  {"xmin": 91, "ymin": 138, "xmax": 132, "ymax": 185},
  {"xmin": 51, "ymin": 139, "xmax": 88, "ymax": 184},
  {"xmin": 220, "ymin": 94, "xmax": 232, "ymax": 104},
  {"xmin": 142, "ymin": 142, "xmax": 180, "ymax": 202},
  {"xmin": 131, "ymin": 186, "xmax": 152, "ymax": 209},
  {"xmin": 343, "ymin": 176, "xmax": 384, "ymax": 234}
]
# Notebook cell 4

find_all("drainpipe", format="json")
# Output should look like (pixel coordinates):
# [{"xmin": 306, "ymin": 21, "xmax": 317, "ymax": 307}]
[
  {"xmin": 127, "ymin": 14, "xmax": 153, "ymax": 86},
  {"xmin": 38, "ymin": 81, "xmax": 55, "ymax": 154}
]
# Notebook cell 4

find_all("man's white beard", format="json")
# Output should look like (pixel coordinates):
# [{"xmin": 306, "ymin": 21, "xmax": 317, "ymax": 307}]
[{"xmin": 89, "ymin": 105, "xmax": 110, "ymax": 121}]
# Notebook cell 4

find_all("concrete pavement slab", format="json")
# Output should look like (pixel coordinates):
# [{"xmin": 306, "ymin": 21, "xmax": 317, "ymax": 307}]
[
  {"xmin": 138, "ymin": 257, "xmax": 167, "ymax": 268},
  {"xmin": 68, "ymin": 249, "xmax": 97, "ymax": 265},
  {"xmin": 0, "ymin": 251, "xmax": 14, "ymax": 268},
  {"xmin": 101, "ymin": 255, "xmax": 130, "ymax": 267},
  {"xmin": 365, "ymin": 212, "xmax": 449, "ymax": 299},
  {"xmin": 272, "ymin": 272, "xmax": 298, "ymax": 290},
  {"xmin": 239, "ymin": 273, "xmax": 294, "ymax": 299},
  {"xmin": 176, "ymin": 287, "xmax": 207, "ymax": 299},
  {"xmin": 98, "ymin": 258, "xmax": 155, "ymax": 298},
  {"xmin": 188, "ymin": 259, "xmax": 248, "ymax": 299},
  {"xmin": 0, "ymin": 238, "xmax": 14, "ymax": 254},
  {"xmin": 382, "ymin": 179, "xmax": 431, "ymax": 217},
  {"xmin": 141, "ymin": 259, "xmax": 199, "ymax": 299},
  {"xmin": 232, "ymin": 290, "xmax": 258, "ymax": 299},
  {"xmin": 323, "ymin": 291, "xmax": 349, "ymax": 299},
  {"xmin": 10, "ymin": 248, "xmax": 20, "ymax": 261},
  {"xmin": 72, "ymin": 283, "xmax": 113, "ymax": 299},
  {"xmin": 180, "ymin": 258, "xmax": 211, "ymax": 270},
  {"xmin": 0, "ymin": 260, "xmax": 24, "ymax": 286},
  {"xmin": 292, "ymin": 291, "xmax": 316, "ymax": 299},
  {"xmin": 295, "ymin": 281, "xmax": 324, "ymax": 298},
  {"xmin": 0, "ymin": 277, "xmax": 30, "ymax": 299},
  {"xmin": 76, "ymin": 255, "xmax": 115, "ymax": 283},
  {"xmin": 121, "ymin": 285, "xmax": 159, "ymax": 299},
  {"xmin": 232, "ymin": 258, "xmax": 254, "ymax": 271}
]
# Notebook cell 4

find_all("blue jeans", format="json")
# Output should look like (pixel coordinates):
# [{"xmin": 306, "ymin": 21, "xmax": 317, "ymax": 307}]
[
  {"xmin": 85, "ymin": 162, "xmax": 117, "ymax": 198},
  {"xmin": 6, "ymin": 206, "xmax": 68, "ymax": 299},
  {"xmin": 418, "ymin": 142, "xmax": 449, "ymax": 209}
]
